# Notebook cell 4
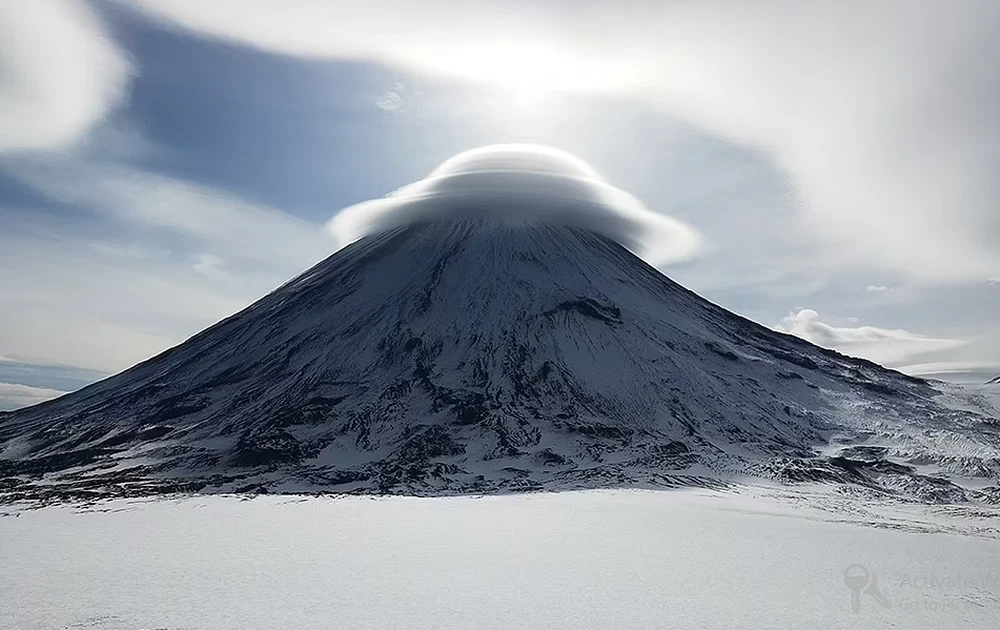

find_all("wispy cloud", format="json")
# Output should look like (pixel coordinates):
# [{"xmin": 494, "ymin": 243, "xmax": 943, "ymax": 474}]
[
  {"xmin": 0, "ymin": 0, "xmax": 129, "ymax": 153},
  {"xmin": 118, "ymin": 0, "xmax": 1000, "ymax": 283},
  {"xmin": 866, "ymin": 285, "xmax": 891, "ymax": 293},
  {"xmin": 192, "ymin": 253, "xmax": 227, "ymax": 278},
  {"xmin": 777, "ymin": 308, "xmax": 968, "ymax": 368},
  {"xmin": 375, "ymin": 83, "xmax": 410, "ymax": 113},
  {"xmin": 0, "ymin": 156, "xmax": 333, "ymax": 373},
  {"xmin": 6, "ymin": 158, "xmax": 333, "ymax": 271}
]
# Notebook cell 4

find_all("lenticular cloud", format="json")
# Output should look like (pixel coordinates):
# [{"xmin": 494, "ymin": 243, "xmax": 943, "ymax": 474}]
[{"xmin": 327, "ymin": 144, "xmax": 703, "ymax": 267}]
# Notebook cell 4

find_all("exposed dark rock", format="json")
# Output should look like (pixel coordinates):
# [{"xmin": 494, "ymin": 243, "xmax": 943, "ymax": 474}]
[{"xmin": 545, "ymin": 298, "xmax": 622, "ymax": 325}]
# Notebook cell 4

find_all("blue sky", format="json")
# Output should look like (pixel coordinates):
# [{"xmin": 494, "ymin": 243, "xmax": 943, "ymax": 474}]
[{"xmin": 1, "ymin": 1, "xmax": 999, "ymax": 408}]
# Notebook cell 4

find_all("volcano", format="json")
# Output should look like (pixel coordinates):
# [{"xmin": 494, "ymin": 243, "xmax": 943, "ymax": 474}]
[{"xmin": 2, "ymin": 146, "xmax": 998, "ymax": 503}]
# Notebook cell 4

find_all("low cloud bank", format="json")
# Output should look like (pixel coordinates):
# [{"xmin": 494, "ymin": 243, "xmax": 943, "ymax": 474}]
[
  {"xmin": 0, "ymin": 382, "xmax": 65, "ymax": 411},
  {"xmin": 777, "ymin": 308, "xmax": 968, "ymax": 368}
]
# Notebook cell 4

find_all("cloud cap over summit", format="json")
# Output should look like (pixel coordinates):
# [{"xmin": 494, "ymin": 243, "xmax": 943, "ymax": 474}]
[{"xmin": 327, "ymin": 144, "xmax": 704, "ymax": 267}]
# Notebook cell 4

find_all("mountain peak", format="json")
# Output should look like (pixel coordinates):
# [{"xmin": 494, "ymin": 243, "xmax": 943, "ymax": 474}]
[{"xmin": 2, "ymin": 218, "xmax": 997, "ymax": 502}]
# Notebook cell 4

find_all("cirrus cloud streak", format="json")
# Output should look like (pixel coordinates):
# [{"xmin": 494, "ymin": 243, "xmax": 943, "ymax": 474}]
[{"xmin": 118, "ymin": 0, "xmax": 1000, "ymax": 282}]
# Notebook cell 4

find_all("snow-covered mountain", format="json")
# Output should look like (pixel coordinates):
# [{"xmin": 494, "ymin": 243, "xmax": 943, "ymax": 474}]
[
  {"xmin": 1, "ymin": 146, "xmax": 998, "ymax": 504},
  {"xmin": 2, "ymin": 219, "xmax": 997, "ymax": 503}
]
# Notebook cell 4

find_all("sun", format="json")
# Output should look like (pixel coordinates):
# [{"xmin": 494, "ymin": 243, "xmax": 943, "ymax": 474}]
[{"xmin": 427, "ymin": 40, "xmax": 632, "ymax": 106}]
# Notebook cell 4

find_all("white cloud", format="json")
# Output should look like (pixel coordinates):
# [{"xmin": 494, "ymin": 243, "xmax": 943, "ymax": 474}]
[
  {"xmin": 192, "ymin": 253, "xmax": 227, "ymax": 278},
  {"xmin": 115, "ymin": 1, "xmax": 635, "ymax": 94},
  {"xmin": 0, "ymin": 0, "xmax": 130, "ymax": 153},
  {"xmin": 0, "ymin": 156, "xmax": 333, "ymax": 373},
  {"xmin": 777, "ymin": 308, "xmax": 968, "ymax": 368},
  {"xmin": 327, "ymin": 144, "xmax": 704, "ymax": 266},
  {"xmin": 375, "ymin": 83, "xmax": 409, "ymax": 113},
  {"xmin": 118, "ymin": 0, "xmax": 1000, "ymax": 282},
  {"xmin": 866, "ymin": 285, "xmax": 890, "ymax": 293},
  {"xmin": 375, "ymin": 91, "xmax": 404, "ymax": 113},
  {"xmin": 0, "ymin": 382, "xmax": 65, "ymax": 411},
  {"xmin": 6, "ymin": 158, "xmax": 333, "ymax": 271}
]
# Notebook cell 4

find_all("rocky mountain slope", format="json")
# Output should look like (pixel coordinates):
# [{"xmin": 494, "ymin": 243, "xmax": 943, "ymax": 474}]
[{"xmin": 2, "ymin": 216, "xmax": 999, "ymax": 503}]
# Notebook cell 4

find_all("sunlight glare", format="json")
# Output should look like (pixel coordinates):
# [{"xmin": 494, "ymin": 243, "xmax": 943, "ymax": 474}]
[{"xmin": 432, "ymin": 40, "xmax": 632, "ymax": 105}]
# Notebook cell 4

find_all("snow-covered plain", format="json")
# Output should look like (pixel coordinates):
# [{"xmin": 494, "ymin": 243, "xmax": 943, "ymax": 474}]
[{"xmin": 3, "ymin": 488, "xmax": 999, "ymax": 630}]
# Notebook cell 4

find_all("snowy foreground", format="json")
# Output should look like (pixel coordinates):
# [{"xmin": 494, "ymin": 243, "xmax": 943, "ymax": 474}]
[{"xmin": 3, "ymin": 487, "xmax": 1000, "ymax": 630}]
